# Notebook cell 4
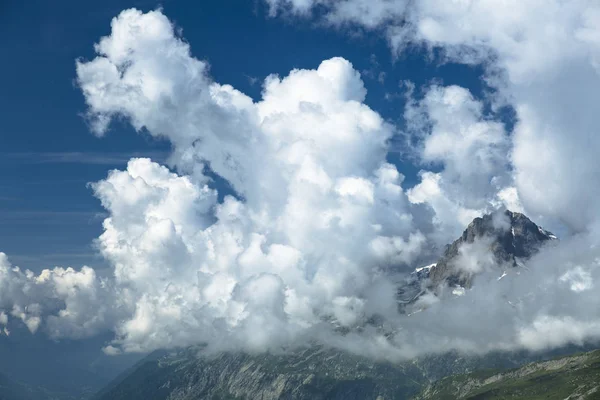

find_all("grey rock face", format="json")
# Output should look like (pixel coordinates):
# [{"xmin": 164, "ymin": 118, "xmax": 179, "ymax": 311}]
[
  {"xmin": 428, "ymin": 210, "xmax": 555, "ymax": 289},
  {"xmin": 397, "ymin": 210, "xmax": 555, "ymax": 308},
  {"xmin": 96, "ymin": 346, "xmax": 426, "ymax": 400}
]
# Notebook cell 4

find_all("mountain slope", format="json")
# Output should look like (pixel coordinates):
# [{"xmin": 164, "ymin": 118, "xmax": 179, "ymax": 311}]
[
  {"xmin": 95, "ymin": 346, "xmax": 427, "ymax": 400},
  {"xmin": 414, "ymin": 349, "xmax": 600, "ymax": 399},
  {"xmin": 96, "ymin": 346, "xmax": 587, "ymax": 400},
  {"xmin": 398, "ymin": 210, "xmax": 556, "ymax": 307},
  {"xmin": 428, "ymin": 210, "xmax": 555, "ymax": 289}
]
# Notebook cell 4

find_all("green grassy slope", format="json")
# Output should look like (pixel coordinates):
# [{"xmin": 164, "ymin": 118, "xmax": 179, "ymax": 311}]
[{"xmin": 414, "ymin": 349, "xmax": 600, "ymax": 400}]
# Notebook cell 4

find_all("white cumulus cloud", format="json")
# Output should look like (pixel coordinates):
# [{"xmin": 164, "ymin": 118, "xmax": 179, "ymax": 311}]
[{"xmin": 70, "ymin": 8, "xmax": 432, "ymax": 354}]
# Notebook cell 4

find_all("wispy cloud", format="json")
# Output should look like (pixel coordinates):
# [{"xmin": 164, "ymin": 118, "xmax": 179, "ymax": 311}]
[
  {"xmin": 0, "ymin": 210, "xmax": 107, "ymax": 224},
  {"xmin": 9, "ymin": 251, "xmax": 110, "ymax": 271},
  {"xmin": 0, "ymin": 151, "xmax": 169, "ymax": 165}
]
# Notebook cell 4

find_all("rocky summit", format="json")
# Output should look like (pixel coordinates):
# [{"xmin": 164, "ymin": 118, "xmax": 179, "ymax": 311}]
[
  {"xmin": 398, "ymin": 210, "xmax": 556, "ymax": 309},
  {"xmin": 428, "ymin": 210, "xmax": 556, "ymax": 289}
]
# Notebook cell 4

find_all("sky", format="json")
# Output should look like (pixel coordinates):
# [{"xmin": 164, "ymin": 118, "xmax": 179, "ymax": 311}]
[
  {"xmin": 2, "ymin": 0, "xmax": 600, "ymax": 372},
  {"xmin": 0, "ymin": 0, "xmax": 484, "ymax": 271}
]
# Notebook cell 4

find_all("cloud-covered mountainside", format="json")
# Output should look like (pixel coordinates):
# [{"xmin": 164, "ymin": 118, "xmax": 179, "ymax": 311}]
[
  {"xmin": 92, "ymin": 211, "xmax": 566, "ymax": 400},
  {"xmin": 2, "ymin": 3, "xmax": 600, "ymax": 362}
]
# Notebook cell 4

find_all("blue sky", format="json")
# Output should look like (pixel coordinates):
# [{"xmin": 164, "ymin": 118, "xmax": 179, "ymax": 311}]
[{"xmin": 0, "ymin": 0, "xmax": 486, "ymax": 270}]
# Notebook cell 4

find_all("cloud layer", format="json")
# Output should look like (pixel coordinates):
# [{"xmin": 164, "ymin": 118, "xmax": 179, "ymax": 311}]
[{"xmin": 1, "ymin": 5, "xmax": 600, "ymax": 360}]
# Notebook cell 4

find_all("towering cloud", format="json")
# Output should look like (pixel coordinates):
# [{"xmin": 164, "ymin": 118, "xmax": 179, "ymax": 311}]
[
  {"xmin": 404, "ymin": 84, "xmax": 513, "ymax": 243},
  {"xmin": 73, "ymin": 8, "xmax": 433, "ymax": 354}
]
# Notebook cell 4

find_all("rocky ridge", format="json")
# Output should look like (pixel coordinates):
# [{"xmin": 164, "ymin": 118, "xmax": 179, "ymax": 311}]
[
  {"xmin": 428, "ymin": 210, "xmax": 556, "ymax": 289},
  {"xmin": 94, "ymin": 346, "xmax": 427, "ymax": 400},
  {"xmin": 398, "ymin": 210, "xmax": 556, "ymax": 308}
]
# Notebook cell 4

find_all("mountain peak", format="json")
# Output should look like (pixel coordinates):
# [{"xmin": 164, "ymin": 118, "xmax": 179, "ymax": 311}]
[{"xmin": 428, "ymin": 210, "xmax": 556, "ymax": 289}]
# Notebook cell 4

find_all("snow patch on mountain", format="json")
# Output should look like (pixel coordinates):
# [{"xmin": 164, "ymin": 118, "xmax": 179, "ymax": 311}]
[
  {"xmin": 538, "ymin": 226, "xmax": 558, "ymax": 240},
  {"xmin": 415, "ymin": 263, "xmax": 436, "ymax": 273},
  {"xmin": 452, "ymin": 286, "xmax": 466, "ymax": 296}
]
